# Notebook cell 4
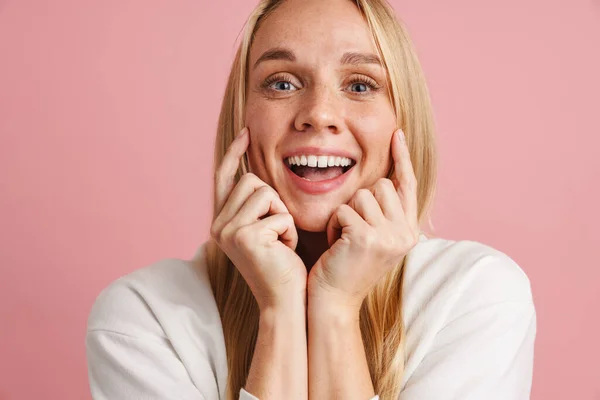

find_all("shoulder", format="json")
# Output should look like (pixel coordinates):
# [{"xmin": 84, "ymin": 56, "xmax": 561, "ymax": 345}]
[
  {"xmin": 86, "ymin": 244, "xmax": 228, "ymax": 399},
  {"xmin": 86, "ymin": 243, "xmax": 219, "ymax": 338},
  {"xmin": 402, "ymin": 234, "xmax": 536, "ymax": 380},
  {"xmin": 400, "ymin": 235, "xmax": 536, "ymax": 396},
  {"xmin": 404, "ymin": 233, "xmax": 533, "ymax": 311}
]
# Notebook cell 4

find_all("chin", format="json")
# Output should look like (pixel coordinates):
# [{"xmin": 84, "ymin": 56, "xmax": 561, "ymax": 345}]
[{"xmin": 288, "ymin": 204, "xmax": 335, "ymax": 232}]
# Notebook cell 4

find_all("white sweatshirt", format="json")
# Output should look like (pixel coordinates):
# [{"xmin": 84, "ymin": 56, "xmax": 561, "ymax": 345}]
[{"xmin": 86, "ymin": 234, "xmax": 536, "ymax": 400}]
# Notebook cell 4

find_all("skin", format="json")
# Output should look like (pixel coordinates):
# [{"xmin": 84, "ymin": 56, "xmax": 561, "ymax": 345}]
[
  {"xmin": 210, "ymin": 0, "xmax": 420, "ymax": 398},
  {"xmin": 245, "ymin": 0, "xmax": 397, "ymax": 237}
]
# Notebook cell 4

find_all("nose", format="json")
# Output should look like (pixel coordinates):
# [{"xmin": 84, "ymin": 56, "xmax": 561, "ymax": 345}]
[{"xmin": 293, "ymin": 84, "xmax": 344, "ymax": 134}]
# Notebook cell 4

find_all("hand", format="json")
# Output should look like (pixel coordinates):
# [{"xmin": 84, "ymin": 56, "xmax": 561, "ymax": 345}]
[
  {"xmin": 210, "ymin": 127, "xmax": 307, "ymax": 312},
  {"xmin": 307, "ymin": 129, "xmax": 420, "ymax": 313}
]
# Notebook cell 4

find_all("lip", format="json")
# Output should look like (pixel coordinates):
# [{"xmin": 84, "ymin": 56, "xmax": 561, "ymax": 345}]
[
  {"xmin": 282, "ymin": 146, "xmax": 358, "ymax": 194},
  {"xmin": 283, "ymin": 151, "xmax": 355, "ymax": 196},
  {"xmin": 285, "ymin": 165, "xmax": 354, "ymax": 194}
]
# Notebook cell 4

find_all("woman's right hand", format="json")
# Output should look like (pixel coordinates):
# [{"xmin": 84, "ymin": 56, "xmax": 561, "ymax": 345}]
[{"xmin": 210, "ymin": 127, "xmax": 307, "ymax": 312}]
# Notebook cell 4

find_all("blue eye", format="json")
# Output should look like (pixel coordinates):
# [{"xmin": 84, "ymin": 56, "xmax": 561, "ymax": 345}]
[
  {"xmin": 351, "ymin": 83, "xmax": 369, "ymax": 93},
  {"xmin": 271, "ymin": 81, "xmax": 295, "ymax": 91},
  {"xmin": 346, "ymin": 75, "xmax": 381, "ymax": 95},
  {"xmin": 263, "ymin": 75, "xmax": 298, "ymax": 92},
  {"xmin": 262, "ymin": 74, "xmax": 380, "ymax": 95}
]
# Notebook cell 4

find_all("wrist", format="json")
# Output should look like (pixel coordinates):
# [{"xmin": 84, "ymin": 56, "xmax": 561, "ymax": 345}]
[
  {"xmin": 307, "ymin": 273, "xmax": 364, "ymax": 315},
  {"xmin": 307, "ymin": 296, "xmax": 361, "ymax": 327},
  {"xmin": 256, "ymin": 285, "xmax": 306, "ymax": 314},
  {"xmin": 259, "ymin": 293, "xmax": 306, "ymax": 322}
]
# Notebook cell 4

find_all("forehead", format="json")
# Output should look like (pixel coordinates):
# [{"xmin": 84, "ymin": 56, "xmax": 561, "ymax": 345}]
[{"xmin": 250, "ymin": 0, "xmax": 378, "ymax": 65}]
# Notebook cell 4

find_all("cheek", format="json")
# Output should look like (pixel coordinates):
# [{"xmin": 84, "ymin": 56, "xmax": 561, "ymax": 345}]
[
  {"xmin": 245, "ymin": 97, "xmax": 292, "ymax": 140},
  {"xmin": 349, "ymin": 98, "xmax": 396, "ymax": 134},
  {"xmin": 349, "ymin": 106, "xmax": 396, "ymax": 180},
  {"xmin": 367, "ymin": 140, "xmax": 393, "ymax": 180},
  {"xmin": 244, "ymin": 98, "xmax": 291, "ymax": 173}
]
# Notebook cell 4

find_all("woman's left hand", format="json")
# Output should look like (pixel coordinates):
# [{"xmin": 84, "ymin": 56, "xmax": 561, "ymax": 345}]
[{"xmin": 307, "ymin": 129, "xmax": 421, "ymax": 313}]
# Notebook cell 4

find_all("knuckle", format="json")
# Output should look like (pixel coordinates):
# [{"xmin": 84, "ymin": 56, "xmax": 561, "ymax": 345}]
[
  {"xmin": 399, "ymin": 176, "xmax": 411, "ymax": 188},
  {"xmin": 374, "ymin": 178, "xmax": 394, "ymax": 195},
  {"xmin": 401, "ymin": 175, "xmax": 417, "ymax": 190},
  {"xmin": 220, "ymin": 224, "xmax": 235, "ymax": 242},
  {"xmin": 283, "ymin": 212, "xmax": 294, "ymax": 225},
  {"xmin": 213, "ymin": 169, "xmax": 221, "ymax": 183},
  {"xmin": 356, "ymin": 188, "xmax": 371, "ymax": 197},
  {"xmin": 258, "ymin": 184, "xmax": 273, "ymax": 194},
  {"xmin": 214, "ymin": 168, "xmax": 227, "ymax": 185},
  {"xmin": 389, "ymin": 233, "xmax": 401, "ymax": 250},
  {"xmin": 209, "ymin": 224, "xmax": 221, "ymax": 242},
  {"xmin": 365, "ymin": 229, "xmax": 378, "ymax": 244},
  {"xmin": 231, "ymin": 226, "xmax": 252, "ymax": 249},
  {"xmin": 353, "ymin": 188, "xmax": 371, "ymax": 203},
  {"xmin": 361, "ymin": 229, "xmax": 377, "ymax": 248},
  {"xmin": 337, "ymin": 203, "xmax": 351, "ymax": 214},
  {"xmin": 256, "ymin": 185, "xmax": 277, "ymax": 199},
  {"xmin": 402, "ymin": 231, "xmax": 418, "ymax": 246},
  {"xmin": 382, "ymin": 178, "xmax": 396, "ymax": 190},
  {"xmin": 375, "ymin": 177, "xmax": 391, "ymax": 188},
  {"xmin": 239, "ymin": 173, "xmax": 255, "ymax": 185}
]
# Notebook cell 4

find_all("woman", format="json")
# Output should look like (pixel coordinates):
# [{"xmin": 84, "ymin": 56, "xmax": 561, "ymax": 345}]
[{"xmin": 86, "ymin": 0, "xmax": 537, "ymax": 399}]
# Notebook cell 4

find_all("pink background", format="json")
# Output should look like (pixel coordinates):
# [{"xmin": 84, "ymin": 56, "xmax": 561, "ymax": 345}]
[{"xmin": 1, "ymin": 0, "xmax": 598, "ymax": 399}]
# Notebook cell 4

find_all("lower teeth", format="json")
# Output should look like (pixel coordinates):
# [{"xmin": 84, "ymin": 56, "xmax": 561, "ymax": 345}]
[{"xmin": 290, "ymin": 165, "xmax": 348, "ymax": 181}]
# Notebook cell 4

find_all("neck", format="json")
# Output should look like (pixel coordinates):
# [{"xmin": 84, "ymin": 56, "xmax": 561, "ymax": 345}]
[{"xmin": 296, "ymin": 229, "xmax": 329, "ymax": 273}]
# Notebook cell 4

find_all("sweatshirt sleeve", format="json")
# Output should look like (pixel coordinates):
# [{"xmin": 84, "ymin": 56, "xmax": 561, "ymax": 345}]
[
  {"xmin": 240, "ymin": 388, "xmax": 380, "ymax": 399},
  {"xmin": 396, "ymin": 238, "xmax": 537, "ymax": 400},
  {"xmin": 87, "ymin": 329, "xmax": 207, "ymax": 400},
  {"xmin": 85, "ymin": 259, "xmax": 226, "ymax": 400},
  {"xmin": 400, "ymin": 300, "xmax": 536, "ymax": 400}
]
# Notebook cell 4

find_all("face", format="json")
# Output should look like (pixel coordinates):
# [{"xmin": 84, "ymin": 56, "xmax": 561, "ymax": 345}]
[{"xmin": 245, "ymin": 0, "xmax": 397, "ymax": 232}]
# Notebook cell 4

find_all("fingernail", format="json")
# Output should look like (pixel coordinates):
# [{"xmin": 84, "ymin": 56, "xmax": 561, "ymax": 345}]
[
  {"xmin": 237, "ymin": 127, "xmax": 248, "ymax": 138},
  {"xmin": 397, "ymin": 129, "xmax": 405, "ymax": 143}
]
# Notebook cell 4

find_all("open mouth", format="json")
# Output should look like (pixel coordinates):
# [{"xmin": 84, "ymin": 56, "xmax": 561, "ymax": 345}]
[{"xmin": 284, "ymin": 155, "xmax": 356, "ymax": 181}]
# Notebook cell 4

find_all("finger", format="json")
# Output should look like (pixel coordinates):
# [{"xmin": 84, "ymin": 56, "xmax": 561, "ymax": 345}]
[
  {"xmin": 214, "ymin": 127, "xmax": 250, "ymax": 213},
  {"xmin": 229, "ymin": 185, "xmax": 288, "ymax": 228},
  {"xmin": 391, "ymin": 129, "xmax": 418, "ymax": 225},
  {"xmin": 251, "ymin": 213, "xmax": 298, "ymax": 250},
  {"xmin": 348, "ymin": 188, "xmax": 385, "ymax": 226},
  {"xmin": 370, "ymin": 178, "xmax": 404, "ymax": 220},
  {"xmin": 326, "ymin": 204, "xmax": 367, "ymax": 247},
  {"xmin": 214, "ymin": 173, "xmax": 272, "ymax": 231}
]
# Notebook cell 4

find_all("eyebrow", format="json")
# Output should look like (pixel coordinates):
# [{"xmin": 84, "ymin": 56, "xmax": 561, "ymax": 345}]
[
  {"xmin": 340, "ymin": 52, "xmax": 382, "ymax": 66},
  {"xmin": 252, "ymin": 48, "xmax": 382, "ymax": 70},
  {"xmin": 253, "ymin": 48, "xmax": 296, "ymax": 70}
]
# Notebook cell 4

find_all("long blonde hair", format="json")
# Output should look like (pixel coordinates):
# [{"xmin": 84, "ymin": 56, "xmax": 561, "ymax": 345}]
[{"xmin": 206, "ymin": 1, "xmax": 437, "ymax": 398}]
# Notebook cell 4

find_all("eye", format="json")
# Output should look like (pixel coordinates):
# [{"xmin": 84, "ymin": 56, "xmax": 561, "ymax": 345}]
[
  {"xmin": 346, "ymin": 75, "xmax": 381, "ymax": 94},
  {"xmin": 272, "ymin": 81, "xmax": 296, "ymax": 91},
  {"xmin": 263, "ymin": 74, "xmax": 299, "ymax": 92},
  {"xmin": 350, "ymin": 82, "xmax": 369, "ymax": 93}
]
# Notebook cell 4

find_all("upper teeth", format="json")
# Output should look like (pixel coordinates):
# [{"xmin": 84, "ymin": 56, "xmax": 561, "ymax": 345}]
[{"xmin": 287, "ymin": 155, "xmax": 353, "ymax": 168}]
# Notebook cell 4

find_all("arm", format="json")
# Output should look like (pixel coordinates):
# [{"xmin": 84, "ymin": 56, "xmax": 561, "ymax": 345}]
[
  {"xmin": 87, "ymin": 292, "xmax": 308, "ymax": 400},
  {"xmin": 87, "ymin": 330, "xmax": 208, "ymax": 400},
  {"xmin": 211, "ymin": 129, "xmax": 309, "ymax": 399},
  {"xmin": 243, "ymin": 296, "xmax": 308, "ymax": 400},
  {"xmin": 307, "ymin": 302, "xmax": 378, "ymax": 400},
  {"xmin": 305, "ymin": 130, "xmax": 414, "ymax": 400},
  {"xmin": 400, "ymin": 300, "xmax": 536, "ymax": 400}
]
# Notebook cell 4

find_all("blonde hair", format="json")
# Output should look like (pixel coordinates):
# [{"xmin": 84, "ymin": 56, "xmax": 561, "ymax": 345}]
[{"xmin": 206, "ymin": 0, "xmax": 437, "ymax": 398}]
